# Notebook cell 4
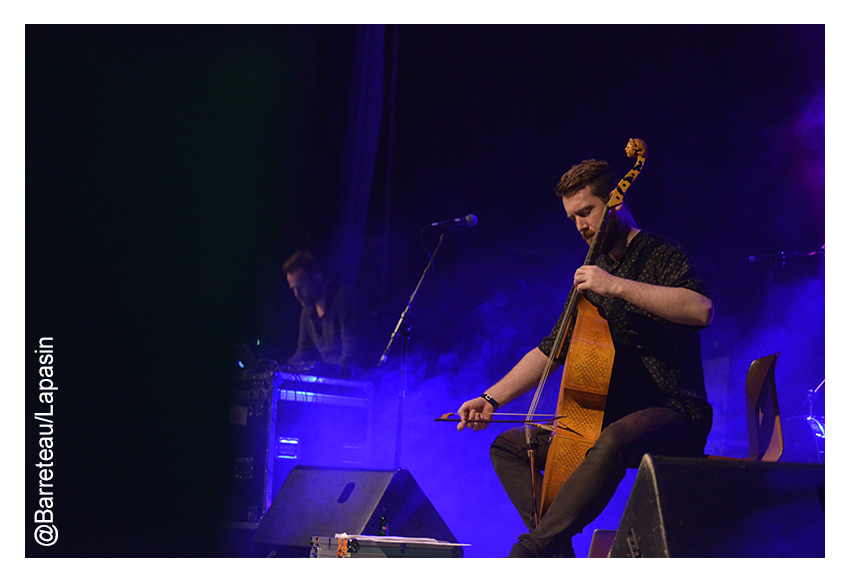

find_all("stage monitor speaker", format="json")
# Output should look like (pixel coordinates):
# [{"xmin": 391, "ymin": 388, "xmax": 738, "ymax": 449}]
[
  {"xmin": 252, "ymin": 466, "xmax": 459, "ymax": 557},
  {"xmin": 609, "ymin": 455, "xmax": 825, "ymax": 558}
]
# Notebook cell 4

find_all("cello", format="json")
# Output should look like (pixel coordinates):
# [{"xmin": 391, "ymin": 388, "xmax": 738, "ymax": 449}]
[{"xmin": 526, "ymin": 138, "xmax": 647, "ymax": 524}]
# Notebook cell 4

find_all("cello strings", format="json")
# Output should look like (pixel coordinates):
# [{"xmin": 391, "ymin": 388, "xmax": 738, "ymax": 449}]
[{"xmin": 522, "ymin": 192, "xmax": 619, "ymax": 431}]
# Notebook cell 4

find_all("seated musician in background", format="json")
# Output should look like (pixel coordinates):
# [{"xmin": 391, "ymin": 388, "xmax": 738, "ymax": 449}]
[
  {"xmin": 456, "ymin": 159, "xmax": 714, "ymax": 558},
  {"xmin": 283, "ymin": 250, "xmax": 380, "ymax": 378}
]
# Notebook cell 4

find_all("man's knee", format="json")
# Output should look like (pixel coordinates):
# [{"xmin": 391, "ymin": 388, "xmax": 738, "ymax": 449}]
[
  {"xmin": 490, "ymin": 427, "xmax": 526, "ymax": 462},
  {"xmin": 588, "ymin": 426, "xmax": 628, "ymax": 460}
]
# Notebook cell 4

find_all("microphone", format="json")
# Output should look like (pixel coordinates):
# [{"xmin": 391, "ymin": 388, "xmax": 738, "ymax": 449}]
[{"xmin": 428, "ymin": 214, "xmax": 478, "ymax": 228}]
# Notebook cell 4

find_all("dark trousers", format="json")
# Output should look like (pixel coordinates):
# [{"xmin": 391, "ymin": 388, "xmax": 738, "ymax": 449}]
[{"xmin": 490, "ymin": 407, "xmax": 702, "ymax": 557}]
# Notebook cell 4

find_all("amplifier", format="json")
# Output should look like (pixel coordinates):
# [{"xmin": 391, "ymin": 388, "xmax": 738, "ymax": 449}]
[
  {"xmin": 273, "ymin": 373, "xmax": 374, "ymax": 489},
  {"xmin": 224, "ymin": 371, "xmax": 375, "ymax": 524},
  {"xmin": 224, "ymin": 370, "xmax": 281, "ymax": 523}
]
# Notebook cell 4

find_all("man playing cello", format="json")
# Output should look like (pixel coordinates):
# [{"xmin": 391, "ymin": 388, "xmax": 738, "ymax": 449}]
[{"xmin": 456, "ymin": 155, "xmax": 714, "ymax": 558}]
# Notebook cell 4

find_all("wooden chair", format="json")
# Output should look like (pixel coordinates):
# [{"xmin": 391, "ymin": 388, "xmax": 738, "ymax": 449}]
[{"xmin": 708, "ymin": 352, "xmax": 783, "ymax": 462}]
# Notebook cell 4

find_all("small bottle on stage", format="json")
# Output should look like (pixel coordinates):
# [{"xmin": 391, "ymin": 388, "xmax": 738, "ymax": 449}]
[{"xmin": 379, "ymin": 516, "xmax": 388, "ymax": 536}]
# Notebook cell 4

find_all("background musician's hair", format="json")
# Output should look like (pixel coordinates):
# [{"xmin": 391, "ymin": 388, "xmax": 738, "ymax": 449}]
[{"xmin": 282, "ymin": 250, "xmax": 322, "ymax": 275}]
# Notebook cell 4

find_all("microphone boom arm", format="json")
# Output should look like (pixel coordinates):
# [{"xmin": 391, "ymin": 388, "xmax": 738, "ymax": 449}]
[{"xmin": 378, "ymin": 228, "xmax": 450, "ymax": 367}]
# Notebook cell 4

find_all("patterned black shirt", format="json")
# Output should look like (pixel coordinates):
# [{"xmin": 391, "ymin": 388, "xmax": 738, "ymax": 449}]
[{"xmin": 538, "ymin": 231, "xmax": 713, "ymax": 442}]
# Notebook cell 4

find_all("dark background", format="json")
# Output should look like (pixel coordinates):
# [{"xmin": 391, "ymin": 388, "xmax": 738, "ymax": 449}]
[{"xmin": 26, "ymin": 24, "xmax": 824, "ymax": 557}]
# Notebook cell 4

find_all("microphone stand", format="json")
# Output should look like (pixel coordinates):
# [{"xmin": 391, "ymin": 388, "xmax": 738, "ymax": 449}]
[{"xmin": 378, "ymin": 228, "xmax": 451, "ymax": 467}]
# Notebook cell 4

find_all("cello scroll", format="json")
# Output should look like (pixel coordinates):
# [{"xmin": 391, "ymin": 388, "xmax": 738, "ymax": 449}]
[{"xmin": 608, "ymin": 138, "xmax": 647, "ymax": 210}]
